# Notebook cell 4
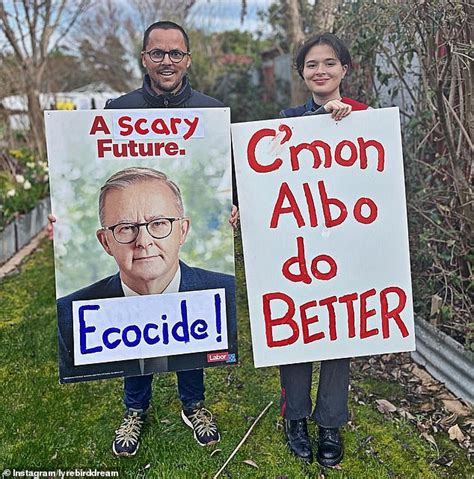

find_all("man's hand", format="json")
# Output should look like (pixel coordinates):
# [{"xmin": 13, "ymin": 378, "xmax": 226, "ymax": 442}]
[
  {"xmin": 228, "ymin": 205, "xmax": 239, "ymax": 229},
  {"xmin": 323, "ymin": 99, "xmax": 352, "ymax": 121},
  {"xmin": 47, "ymin": 214, "xmax": 56, "ymax": 240}
]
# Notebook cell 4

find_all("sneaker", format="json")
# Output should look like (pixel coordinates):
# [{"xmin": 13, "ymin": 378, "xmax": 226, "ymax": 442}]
[
  {"xmin": 181, "ymin": 401, "xmax": 220, "ymax": 446},
  {"xmin": 112, "ymin": 408, "xmax": 146, "ymax": 457}
]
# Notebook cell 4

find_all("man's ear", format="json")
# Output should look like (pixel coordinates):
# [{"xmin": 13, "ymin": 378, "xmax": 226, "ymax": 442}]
[
  {"xmin": 186, "ymin": 52, "xmax": 192, "ymax": 69},
  {"xmin": 96, "ymin": 229, "xmax": 114, "ymax": 256},
  {"xmin": 141, "ymin": 51, "xmax": 147, "ymax": 69},
  {"xmin": 179, "ymin": 218, "xmax": 190, "ymax": 246}
]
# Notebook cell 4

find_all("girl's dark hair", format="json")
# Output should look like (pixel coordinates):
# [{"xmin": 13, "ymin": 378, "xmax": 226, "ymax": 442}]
[{"xmin": 295, "ymin": 33, "xmax": 352, "ymax": 79}]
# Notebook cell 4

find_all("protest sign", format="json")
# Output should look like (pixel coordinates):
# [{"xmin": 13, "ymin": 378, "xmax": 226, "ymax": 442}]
[
  {"xmin": 45, "ymin": 108, "xmax": 236, "ymax": 383},
  {"xmin": 73, "ymin": 289, "xmax": 227, "ymax": 365},
  {"xmin": 231, "ymin": 108, "xmax": 415, "ymax": 368}
]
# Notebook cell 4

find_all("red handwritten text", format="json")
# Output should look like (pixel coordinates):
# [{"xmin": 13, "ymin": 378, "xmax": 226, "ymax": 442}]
[
  {"xmin": 247, "ymin": 125, "xmax": 385, "ymax": 173},
  {"xmin": 262, "ymin": 286, "xmax": 409, "ymax": 347},
  {"xmin": 270, "ymin": 180, "xmax": 378, "ymax": 229}
]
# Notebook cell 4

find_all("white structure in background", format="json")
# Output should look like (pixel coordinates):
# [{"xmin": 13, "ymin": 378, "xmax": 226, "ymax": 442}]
[{"xmin": 1, "ymin": 82, "xmax": 123, "ymax": 131}]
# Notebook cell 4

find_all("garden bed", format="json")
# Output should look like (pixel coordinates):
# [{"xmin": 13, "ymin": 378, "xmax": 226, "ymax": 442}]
[
  {"xmin": 0, "ymin": 197, "xmax": 50, "ymax": 264},
  {"xmin": 1, "ymin": 148, "xmax": 50, "ymax": 264}
]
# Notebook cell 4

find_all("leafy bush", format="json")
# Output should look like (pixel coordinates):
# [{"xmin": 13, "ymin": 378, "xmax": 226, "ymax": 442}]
[
  {"xmin": 0, "ymin": 149, "xmax": 49, "ymax": 229},
  {"xmin": 335, "ymin": 1, "xmax": 472, "ymax": 349}
]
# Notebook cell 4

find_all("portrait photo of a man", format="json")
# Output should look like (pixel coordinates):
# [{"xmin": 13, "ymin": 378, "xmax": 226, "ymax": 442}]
[{"xmin": 56, "ymin": 166, "xmax": 236, "ymax": 383}]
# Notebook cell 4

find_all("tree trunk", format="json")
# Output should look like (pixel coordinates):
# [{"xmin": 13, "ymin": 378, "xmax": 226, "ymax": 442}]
[
  {"xmin": 286, "ymin": 0, "xmax": 308, "ymax": 106},
  {"xmin": 23, "ymin": 69, "xmax": 46, "ymax": 157},
  {"xmin": 314, "ymin": 0, "xmax": 340, "ymax": 32},
  {"xmin": 286, "ymin": 0, "xmax": 342, "ymax": 106}
]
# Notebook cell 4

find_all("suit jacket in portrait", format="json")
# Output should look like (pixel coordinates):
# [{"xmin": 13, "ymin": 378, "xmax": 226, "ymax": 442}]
[{"xmin": 57, "ymin": 261, "xmax": 237, "ymax": 383}]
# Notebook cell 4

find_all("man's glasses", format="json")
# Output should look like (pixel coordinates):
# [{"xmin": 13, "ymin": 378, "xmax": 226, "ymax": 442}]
[
  {"xmin": 143, "ymin": 49, "xmax": 190, "ymax": 64},
  {"xmin": 102, "ymin": 217, "xmax": 185, "ymax": 244}
]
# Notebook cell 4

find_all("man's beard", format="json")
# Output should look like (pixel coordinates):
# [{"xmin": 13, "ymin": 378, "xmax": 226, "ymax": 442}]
[{"xmin": 151, "ymin": 70, "xmax": 184, "ymax": 94}]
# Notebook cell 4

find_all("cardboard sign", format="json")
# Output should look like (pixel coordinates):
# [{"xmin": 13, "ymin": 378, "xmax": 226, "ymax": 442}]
[
  {"xmin": 73, "ymin": 289, "xmax": 227, "ymax": 365},
  {"xmin": 45, "ymin": 108, "xmax": 237, "ymax": 383},
  {"xmin": 231, "ymin": 108, "xmax": 415, "ymax": 367}
]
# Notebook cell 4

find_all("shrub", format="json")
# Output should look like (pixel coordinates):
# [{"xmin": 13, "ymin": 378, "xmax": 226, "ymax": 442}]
[{"xmin": 0, "ymin": 149, "xmax": 49, "ymax": 229}]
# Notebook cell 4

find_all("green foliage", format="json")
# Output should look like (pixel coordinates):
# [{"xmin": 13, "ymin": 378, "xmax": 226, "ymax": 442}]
[
  {"xmin": 217, "ymin": 69, "xmax": 286, "ymax": 123},
  {"xmin": 187, "ymin": 27, "xmax": 277, "ymax": 117},
  {"xmin": 0, "ymin": 149, "xmax": 49, "ymax": 229},
  {"xmin": 262, "ymin": 0, "xmax": 320, "ymax": 53},
  {"xmin": 217, "ymin": 29, "xmax": 272, "ymax": 62},
  {"xmin": 0, "ymin": 240, "xmax": 471, "ymax": 477},
  {"xmin": 187, "ymin": 29, "xmax": 227, "ymax": 96},
  {"xmin": 335, "ymin": 0, "xmax": 473, "ymax": 348}
]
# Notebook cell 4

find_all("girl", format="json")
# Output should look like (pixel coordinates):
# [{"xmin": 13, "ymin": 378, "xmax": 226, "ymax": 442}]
[{"xmin": 279, "ymin": 32, "xmax": 369, "ymax": 467}]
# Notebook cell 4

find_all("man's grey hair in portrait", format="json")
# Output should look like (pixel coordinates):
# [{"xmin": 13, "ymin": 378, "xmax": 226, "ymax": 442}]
[{"xmin": 98, "ymin": 167, "xmax": 185, "ymax": 225}]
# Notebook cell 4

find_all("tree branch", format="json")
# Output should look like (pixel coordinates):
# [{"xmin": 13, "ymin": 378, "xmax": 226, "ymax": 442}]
[
  {"xmin": 24, "ymin": 0, "xmax": 37, "ymax": 63},
  {"xmin": 49, "ymin": 1, "xmax": 90, "ymax": 54},
  {"xmin": 0, "ymin": 4, "xmax": 25, "ymax": 62}
]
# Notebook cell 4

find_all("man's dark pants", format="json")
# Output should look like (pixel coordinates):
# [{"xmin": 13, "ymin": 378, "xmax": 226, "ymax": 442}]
[
  {"xmin": 279, "ymin": 358, "xmax": 350, "ymax": 428},
  {"xmin": 124, "ymin": 370, "xmax": 204, "ymax": 411}
]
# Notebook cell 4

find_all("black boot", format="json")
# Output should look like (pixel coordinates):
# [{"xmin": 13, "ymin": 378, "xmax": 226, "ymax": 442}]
[
  {"xmin": 316, "ymin": 427, "xmax": 343, "ymax": 467},
  {"xmin": 284, "ymin": 418, "xmax": 313, "ymax": 463}
]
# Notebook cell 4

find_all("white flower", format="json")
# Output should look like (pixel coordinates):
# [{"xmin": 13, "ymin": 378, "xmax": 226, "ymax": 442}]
[
  {"xmin": 23, "ymin": 180, "xmax": 32, "ymax": 190},
  {"xmin": 27, "ymin": 162, "xmax": 35, "ymax": 169},
  {"xmin": 15, "ymin": 174, "xmax": 25, "ymax": 184},
  {"xmin": 43, "ymin": 174, "xmax": 49, "ymax": 182},
  {"xmin": 6, "ymin": 189, "xmax": 16, "ymax": 197}
]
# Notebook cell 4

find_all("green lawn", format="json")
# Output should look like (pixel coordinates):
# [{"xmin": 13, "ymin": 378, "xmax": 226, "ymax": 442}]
[{"xmin": 0, "ymin": 239, "xmax": 471, "ymax": 478}]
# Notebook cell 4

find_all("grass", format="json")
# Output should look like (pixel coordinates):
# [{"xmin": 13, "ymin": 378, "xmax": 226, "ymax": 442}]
[{"xmin": 0, "ymin": 239, "xmax": 472, "ymax": 478}]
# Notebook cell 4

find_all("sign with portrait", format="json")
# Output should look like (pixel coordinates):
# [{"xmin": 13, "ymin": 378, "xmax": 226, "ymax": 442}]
[
  {"xmin": 231, "ymin": 107, "xmax": 415, "ymax": 367},
  {"xmin": 45, "ymin": 108, "xmax": 237, "ymax": 383}
]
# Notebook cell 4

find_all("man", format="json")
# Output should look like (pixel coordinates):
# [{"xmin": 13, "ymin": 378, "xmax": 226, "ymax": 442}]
[
  {"xmin": 104, "ymin": 20, "xmax": 222, "ymax": 109},
  {"xmin": 54, "ymin": 20, "xmax": 238, "ymax": 457},
  {"xmin": 57, "ymin": 167, "xmax": 236, "ymax": 457}
]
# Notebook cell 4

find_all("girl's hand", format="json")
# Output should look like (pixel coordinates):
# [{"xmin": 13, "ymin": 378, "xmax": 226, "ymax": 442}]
[
  {"xmin": 323, "ymin": 99, "xmax": 352, "ymax": 121},
  {"xmin": 47, "ymin": 214, "xmax": 56, "ymax": 240},
  {"xmin": 228, "ymin": 205, "xmax": 239, "ymax": 229}
]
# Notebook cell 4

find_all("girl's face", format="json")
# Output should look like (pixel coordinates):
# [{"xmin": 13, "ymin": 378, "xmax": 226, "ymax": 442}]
[{"xmin": 302, "ymin": 43, "xmax": 348, "ymax": 103}]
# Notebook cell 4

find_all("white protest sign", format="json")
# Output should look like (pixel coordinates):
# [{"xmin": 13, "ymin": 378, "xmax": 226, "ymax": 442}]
[
  {"xmin": 232, "ymin": 107, "xmax": 415, "ymax": 368},
  {"xmin": 45, "ymin": 108, "xmax": 236, "ymax": 383},
  {"xmin": 73, "ymin": 289, "xmax": 227, "ymax": 365}
]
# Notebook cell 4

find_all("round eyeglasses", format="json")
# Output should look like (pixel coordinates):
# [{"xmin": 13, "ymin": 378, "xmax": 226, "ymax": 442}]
[
  {"xmin": 143, "ymin": 48, "xmax": 190, "ymax": 64},
  {"xmin": 102, "ymin": 217, "xmax": 185, "ymax": 244}
]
